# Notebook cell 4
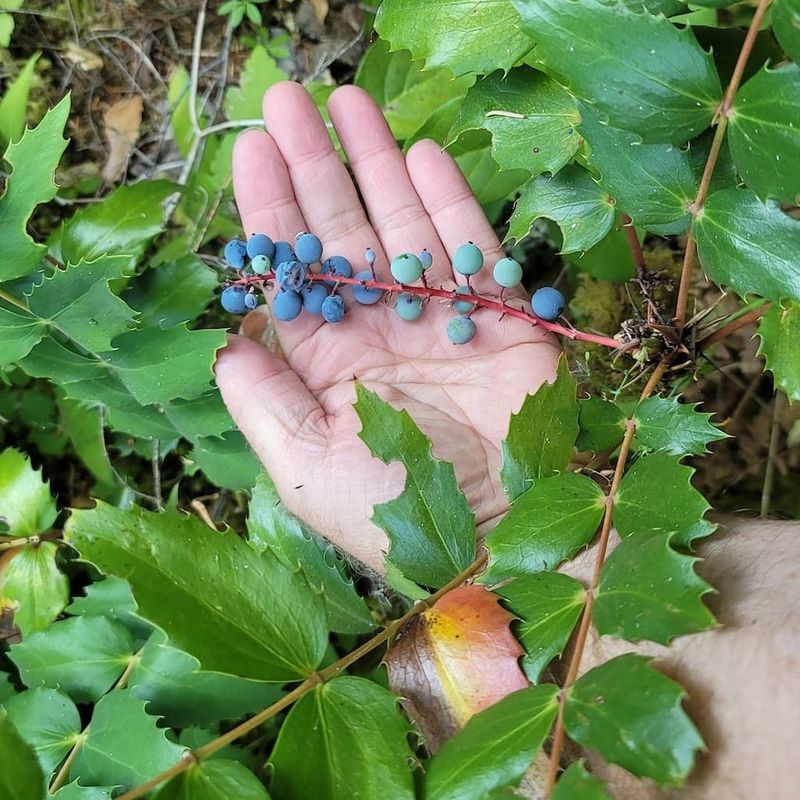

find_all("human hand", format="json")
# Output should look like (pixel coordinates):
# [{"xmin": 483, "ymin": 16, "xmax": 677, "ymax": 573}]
[{"xmin": 215, "ymin": 82, "xmax": 560, "ymax": 572}]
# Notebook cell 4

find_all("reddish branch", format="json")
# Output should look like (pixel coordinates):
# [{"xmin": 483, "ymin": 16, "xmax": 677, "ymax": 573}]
[
  {"xmin": 233, "ymin": 272, "xmax": 623, "ymax": 350},
  {"xmin": 698, "ymin": 302, "xmax": 771, "ymax": 349}
]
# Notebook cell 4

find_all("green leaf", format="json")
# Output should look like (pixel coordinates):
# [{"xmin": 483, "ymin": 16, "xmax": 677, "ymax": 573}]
[
  {"xmin": 26, "ymin": 256, "xmax": 138, "ymax": 353},
  {"xmin": 124, "ymin": 256, "xmax": 219, "ymax": 329},
  {"xmin": 248, "ymin": 473, "xmax": 375, "ymax": 634},
  {"xmin": 594, "ymin": 532, "xmax": 716, "ymax": 644},
  {"xmin": 500, "ymin": 356, "xmax": 578, "ymax": 501},
  {"xmin": 614, "ymin": 453, "xmax": 714, "ymax": 549},
  {"xmin": 576, "ymin": 398, "xmax": 626, "ymax": 453},
  {"xmin": 551, "ymin": 762, "xmax": 610, "ymax": 800},
  {"xmin": 0, "ymin": 95, "xmax": 70, "ymax": 281},
  {"xmin": 129, "ymin": 632, "xmax": 282, "ymax": 728},
  {"xmin": 58, "ymin": 396, "xmax": 118, "ymax": 489},
  {"xmin": 375, "ymin": 0, "xmax": 532, "ymax": 77},
  {"xmin": 66, "ymin": 503, "xmax": 328, "ymax": 681},
  {"xmin": 578, "ymin": 102, "xmax": 695, "ymax": 230},
  {"xmin": 189, "ymin": 431, "xmax": 261, "ymax": 491},
  {"xmin": 224, "ymin": 45, "xmax": 287, "ymax": 120},
  {"xmin": 507, "ymin": 165, "xmax": 615, "ymax": 253},
  {"xmin": 757, "ymin": 300, "xmax": 800, "ymax": 402},
  {"xmin": 0, "ymin": 52, "xmax": 41, "ymax": 146},
  {"xmin": 18, "ymin": 337, "xmax": 105, "ymax": 385},
  {"xmin": 774, "ymin": 0, "xmax": 800, "ymax": 62},
  {"xmin": 0, "ymin": 448, "xmax": 57, "ymax": 536},
  {"xmin": 162, "ymin": 393, "xmax": 235, "ymax": 443},
  {"xmin": 0, "ymin": 672, "xmax": 15, "ymax": 703},
  {"xmin": 561, "ymin": 218, "xmax": 637, "ymax": 282},
  {"xmin": 1, "ymin": 542, "xmax": 69, "ymax": 635},
  {"xmin": 71, "ymin": 690, "xmax": 185, "ymax": 792},
  {"xmin": 354, "ymin": 384, "xmax": 475, "ymax": 588},
  {"xmin": 0, "ymin": 711, "xmax": 46, "ymax": 800},
  {"xmin": 65, "ymin": 576, "xmax": 151, "ymax": 638},
  {"xmin": 694, "ymin": 188, "xmax": 800, "ymax": 303},
  {"xmin": 728, "ymin": 64, "xmax": 800, "ymax": 205},
  {"xmin": 448, "ymin": 68, "xmax": 581, "ymax": 176},
  {"xmin": 633, "ymin": 396, "xmax": 727, "ymax": 456},
  {"xmin": 269, "ymin": 676, "xmax": 414, "ymax": 800},
  {"xmin": 484, "ymin": 473, "xmax": 605, "ymax": 581},
  {"xmin": 102, "ymin": 325, "xmax": 227, "ymax": 406},
  {"xmin": 10, "ymin": 615, "xmax": 133, "ymax": 703},
  {"xmin": 0, "ymin": 301, "xmax": 48, "ymax": 366},
  {"xmin": 59, "ymin": 181, "xmax": 175, "ymax": 266},
  {"xmin": 454, "ymin": 147, "xmax": 529, "ymax": 209},
  {"xmin": 154, "ymin": 759, "xmax": 270, "ymax": 800},
  {"xmin": 51, "ymin": 783, "xmax": 114, "ymax": 800},
  {"xmin": 1, "ymin": 688, "xmax": 80, "ymax": 776},
  {"xmin": 513, "ymin": 0, "xmax": 721, "ymax": 144},
  {"xmin": 565, "ymin": 654, "xmax": 704, "ymax": 786},
  {"xmin": 496, "ymin": 573, "xmax": 585, "ymax": 682},
  {"xmin": 424, "ymin": 684, "xmax": 559, "ymax": 800}
]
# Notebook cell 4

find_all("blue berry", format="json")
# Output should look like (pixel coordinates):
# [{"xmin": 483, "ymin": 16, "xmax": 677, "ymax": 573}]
[
  {"xmin": 395, "ymin": 293, "xmax": 423, "ymax": 321},
  {"xmin": 273, "ymin": 240, "xmax": 295, "ymax": 266},
  {"xmin": 221, "ymin": 285, "xmax": 248, "ymax": 314},
  {"xmin": 302, "ymin": 283, "xmax": 329, "ymax": 314},
  {"xmin": 452, "ymin": 286, "xmax": 475, "ymax": 314},
  {"xmin": 447, "ymin": 315, "xmax": 477, "ymax": 345},
  {"xmin": 351, "ymin": 270, "xmax": 383, "ymax": 305},
  {"xmin": 282, "ymin": 262, "xmax": 308, "ymax": 291},
  {"xmin": 251, "ymin": 254, "xmax": 271, "ymax": 275},
  {"xmin": 295, "ymin": 232, "xmax": 323, "ymax": 264},
  {"xmin": 419, "ymin": 249, "xmax": 433, "ymax": 270},
  {"xmin": 493, "ymin": 257, "xmax": 523, "ymax": 288},
  {"xmin": 224, "ymin": 239, "xmax": 247, "ymax": 268},
  {"xmin": 390, "ymin": 253, "xmax": 423, "ymax": 284},
  {"xmin": 244, "ymin": 292, "xmax": 259, "ymax": 310},
  {"xmin": 322, "ymin": 255, "xmax": 353, "ymax": 284},
  {"xmin": 365, "ymin": 247, "xmax": 377, "ymax": 266},
  {"xmin": 531, "ymin": 286, "xmax": 565, "ymax": 321},
  {"xmin": 274, "ymin": 261, "xmax": 293, "ymax": 286},
  {"xmin": 246, "ymin": 234, "xmax": 274, "ymax": 261},
  {"xmin": 321, "ymin": 294, "xmax": 346, "ymax": 323},
  {"xmin": 453, "ymin": 242, "xmax": 483, "ymax": 276},
  {"xmin": 273, "ymin": 290, "xmax": 303, "ymax": 321}
]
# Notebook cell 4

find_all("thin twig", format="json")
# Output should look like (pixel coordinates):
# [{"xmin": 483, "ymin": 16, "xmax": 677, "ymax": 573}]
[
  {"xmin": 116, "ymin": 551, "xmax": 489, "ymax": 800},
  {"xmin": 760, "ymin": 391, "xmax": 786, "ymax": 517},
  {"xmin": 151, "ymin": 440, "xmax": 163, "ymax": 511},
  {"xmin": 697, "ymin": 302, "xmax": 771, "ymax": 349}
]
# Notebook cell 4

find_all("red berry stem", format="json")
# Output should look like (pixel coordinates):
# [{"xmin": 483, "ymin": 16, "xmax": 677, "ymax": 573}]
[{"xmin": 232, "ymin": 272, "xmax": 623, "ymax": 350}]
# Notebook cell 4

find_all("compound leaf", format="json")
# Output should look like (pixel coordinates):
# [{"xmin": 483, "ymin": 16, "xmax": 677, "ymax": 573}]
[
  {"xmin": 496, "ymin": 572, "xmax": 586, "ymax": 683},
  {"xmin": 0, "ymin": 711, "xmax": 46, "ymax": 800},
  {"xmin": 10, "ymin": 615, "xmax": 133, "ymax": 703},
  {"xmin": 354, "ymin": 384, "xmax": 475, "ymax": 588},
  {"xmin": 424, "ymin": 684, "xmax": 559, "ymax": 800},
  {"xmin": 551, "ymin": 762, "xmax": 610, "ymax": 800},
  {"xmin": 513, "ymin": 0, "xmax": 720, "ymax": 144},
  {"xmin": 0, "ymin": 448, "xmax": 57, "ymax": 536},
  {"xmin": 71, "ymin": 690, "xmax": 185, "ymax": 792},
  {"xmin": 154, "ymin": 759, "xmax": 270, "ymax": 800},
  {"xmin": 695, "ymin": 188, "xmax": 800, "ymax": 303},
  {"xmin": 485, "ymin": 473, "xmax": 605, "ymax": 581},
  {"xmin": 565, "ymin": 654, "xmax": 704, "ymax": 786},
  {"xmin": 269, "ymin": 676, "xmax": 414, "ymax": 800},
  {"xmin": 375, "ymin": 0, "xmax": 531, "ymax": 76},
  {"xmin": 508, "ymin": 166, "xmax": 614, "ymax": 253},
  {"xmin": 594, "ymin": 532, "xmax": 716, "ymax": 644},
  {"xmin": 66, "ymin": 503, "xmax": 328, "ymax": 681},
  {"xmin": 757, "ymin": 300, "xmax": 800, "ymax": 402},
  {"xmin": 614, "ymin": 453, "xmax": 714, "ymax": 549},
  {"xmin": 0, "ymin": 95, "xmax": 70, "ymax": 281},
  {"xmin": 448, "ymin": 68, "xmax": 581, "ymax": 176},
  {"xmin": 633, "ymin": 396, "xmax": 727, "ymax": 456},
  {"xmin": 774, "ymin": 0, "xmax": 800, "ymax": 62},
  {"xmin": 500, "ymin": 356, "xmax": 578, "ymax": 501},
  {"xmin": 728, "ymin": 64, "xmax": 800, "ymax": 205}
]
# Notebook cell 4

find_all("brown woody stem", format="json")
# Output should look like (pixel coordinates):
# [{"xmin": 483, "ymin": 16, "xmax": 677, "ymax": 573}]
[{"xmin": 698, "ymin": 302, "xmax": 771, "ymax": 349}]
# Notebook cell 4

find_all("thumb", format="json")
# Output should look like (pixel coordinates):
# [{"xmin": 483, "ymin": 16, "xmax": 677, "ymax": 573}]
[{"xmin": 215, "ymin": 335, "xmax": 328, "ymax": 474}]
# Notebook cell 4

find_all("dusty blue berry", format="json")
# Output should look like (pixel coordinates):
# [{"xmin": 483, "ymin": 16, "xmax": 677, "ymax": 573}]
[
  {"xmin": 224, "ymin": 239, "xmax": 247, "ymax": 268},
  {"xmin": 452, "ymin": 286, "xmax": 475, "ymax": 314},
  {"xmin": 453, "ymin": 242, "xmax": 483, "ymax": 276},
  {"xmin": 221, "ymin": 285, "xmax": 248, "ymax": 314},
  {"xmin": 283, "ymin": 262, "xmax": 309, "ymax": 291},
  {"xmin": 302, "ymin": 283, "xmax": 329, "ymax": 314},
  {"xmin": 273, "ymin": 290, "xmax": 303, "ymax": 321},
  {"xmin": 395, "ymin": 293, "xmax": 423, "ymax": 321},
  {"xmin": 273, "ymin": 240, "xmax": 295, "ymax": 266},
  {"xmin": 493, "ymin": 257, "xmax": 522, "ymax": 288},
  {"xmin": 419, "ymin": 249, "xmax": 433, "ymax": 270},
  {"xmin": 244, "ymin": 292, "xmax": 259, "ymax": 310},
  {"xmin": 351, "ymin": 270, "xmax": 383, "ymax": 304},
  {"xmin": 447, "ymin": 315, "xmax": 477, "ymax": 344},
  {"xmin": 322, "ymin": 255, "xmax": 353, "ymax": 284},
  {"xmin": 321, "ymin": 294, "xmax": 345, "ymax": 323},
  {"xmin": 246, "ymin": 234, "xmax": 274, "ymax": 260},
  {"xmin": 390, "ymin": 253, "xmax": 423, "ymax": 284},
  {"xmin": 531, "ymin": 286, "xmax": 565, "ymax": 321},
  {"xmin": 365, "ymin": 247, "xmax": 377, "ymax": 266},
  {"xmin": 295, "ymin": 232, "xmax": 323, "ymax": 264},
  {"xmin": 251, "ymin": 254, "xmax": 271, "ymax": 275}
]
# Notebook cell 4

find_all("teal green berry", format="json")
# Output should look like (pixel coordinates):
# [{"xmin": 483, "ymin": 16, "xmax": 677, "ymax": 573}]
[
  {"xmin": 447, "ymin": 315, "xmax": 477, "ymax": 345},
  {"xmin": 251, "ymin": 254, "xmax": 271, "ymax": 275},
  {"xmin": 452, "ymin": 285, "xmax": 475, "ymax": 314},
  {"xmin": 453, "ymin": 242, "xmax": 483, "ymax": 276},
  {"xmin": 390, "ymin": 253, "xmax": 423, "ymax": 284},
  {"xmin": 492, "ymin": 257, "xmax": 522, "ymax": 288},
  {"xmin": 395, "ymin": 293, "xmax": 423, "ymax": 321}
]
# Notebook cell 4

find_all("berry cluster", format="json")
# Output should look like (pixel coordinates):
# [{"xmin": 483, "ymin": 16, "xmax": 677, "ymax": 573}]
[{"xmin": 219, "ymin": 231, "xmax": 569, "ymax": 346}]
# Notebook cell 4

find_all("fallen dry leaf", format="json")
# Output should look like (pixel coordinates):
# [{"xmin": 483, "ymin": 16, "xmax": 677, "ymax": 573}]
[
  {"xmin": 102, "ymin": 95, "xmax": 143, "ymax": 182},
  {"xmin": 62, "ymin": 40, "xmax": 103, "ymax": 71},
  {"xmin": 385, "ymin": 584, "xmax": 528, "ymax": 751},
  {"xmin": 310, "ymin": 0, "xmax": 329, "ymax": 23}
]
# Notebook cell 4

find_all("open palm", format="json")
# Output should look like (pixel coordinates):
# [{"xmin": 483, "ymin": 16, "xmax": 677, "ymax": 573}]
[{"xmin": 215, "ymin": 82, "xmax": 559, "ymax": 571}]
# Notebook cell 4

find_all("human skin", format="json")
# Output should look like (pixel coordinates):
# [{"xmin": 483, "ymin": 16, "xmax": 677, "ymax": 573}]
[{"xmin": 215, "ymin": 82, "xmax": 799, "ymax": 798}]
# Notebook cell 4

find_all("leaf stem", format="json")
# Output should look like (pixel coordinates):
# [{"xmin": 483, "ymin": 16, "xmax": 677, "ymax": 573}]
[
  {"xmin": 235, "ymin": 273, "xmax": 623, "ymax": 350},
  {"xmin": 674, "ymin": 0, "xmax": 772, "ymax": 330},
  {"xmin": 543, "ymin": 357, "xmax": 671, "ymax": 794},
  {"xmin": 697, "ymin": 301, "xmax": 771, "ymax": 349},
  {"xmin": 115, "ymin": 551, "xmax": 489, "ymax": 800}
]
